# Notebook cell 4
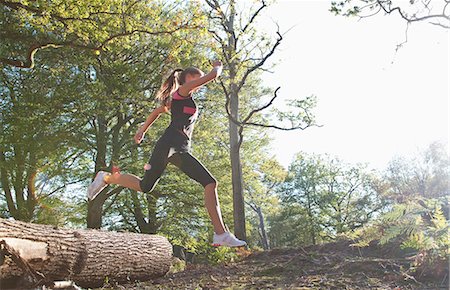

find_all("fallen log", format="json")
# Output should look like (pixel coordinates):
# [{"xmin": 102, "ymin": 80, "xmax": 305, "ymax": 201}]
[{"xmin": 0, "ymin": 218, "xmax": 172, "ymax": 289}]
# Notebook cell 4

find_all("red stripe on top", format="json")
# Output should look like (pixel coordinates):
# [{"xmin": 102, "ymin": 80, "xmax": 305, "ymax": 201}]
[
  {"xmin": 172, "ymin": 89, "xmax": 190, "ymax": 100},
  {"xmin": 183, "ymin": 106, "xmax": 197, "ymax": 115}
]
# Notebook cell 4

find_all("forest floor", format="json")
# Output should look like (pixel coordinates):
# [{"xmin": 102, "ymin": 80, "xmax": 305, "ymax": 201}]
[{"xmin": 102, "ymin": 240, "xmax": 448, "ymax": 290}]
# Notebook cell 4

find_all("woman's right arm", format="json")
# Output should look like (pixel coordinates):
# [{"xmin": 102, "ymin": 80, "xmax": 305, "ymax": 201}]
[
  {"xmin": 178, "ymin": 60, "xmax": 223, "ymax": 96},
  {"xmin": 134, "ymin": 105, "xmax": 169, "ymax": 144}
]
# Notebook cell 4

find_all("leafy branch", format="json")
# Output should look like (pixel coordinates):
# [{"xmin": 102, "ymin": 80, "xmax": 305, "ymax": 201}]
[{"xmin": 0, "ymin": 0, "xmax": 204, "ymax": 68}]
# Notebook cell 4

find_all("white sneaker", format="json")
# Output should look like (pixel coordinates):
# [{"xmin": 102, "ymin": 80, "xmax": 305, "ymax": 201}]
[
  {"xmin": 212, "ymin": 231, "xmax": 247, "ymax": 247},
  {"xmin": 87, "ymin": 171, "xmax": 110, "ymax": 200}
]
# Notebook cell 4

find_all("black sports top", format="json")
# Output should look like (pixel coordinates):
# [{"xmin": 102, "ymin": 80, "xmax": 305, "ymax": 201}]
[{"xmin": 160, "ymin": 89, "xmax": 199, "ymax": 152}]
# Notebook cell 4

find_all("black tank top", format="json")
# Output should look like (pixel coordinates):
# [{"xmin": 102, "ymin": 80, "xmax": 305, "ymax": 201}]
[{"xmin": 160, "ymin": 89, "xmax": 199, "ymax": 152}]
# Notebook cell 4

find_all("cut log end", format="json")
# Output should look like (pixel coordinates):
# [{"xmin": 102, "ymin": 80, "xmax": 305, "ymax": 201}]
[{"xmin": 1, "ymin": 238, "xmax": 49, "ymax": 262}]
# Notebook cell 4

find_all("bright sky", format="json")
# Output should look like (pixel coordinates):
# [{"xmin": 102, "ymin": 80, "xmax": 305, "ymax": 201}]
[{"xmin": 258, "ymin": 0, "xmax": 449, "ymax": 170}]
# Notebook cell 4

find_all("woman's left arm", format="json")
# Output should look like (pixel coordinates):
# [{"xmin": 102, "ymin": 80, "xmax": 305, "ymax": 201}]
[{"xmin": 134, "ymin": 105, "xmax": 169, "ymax": 144}]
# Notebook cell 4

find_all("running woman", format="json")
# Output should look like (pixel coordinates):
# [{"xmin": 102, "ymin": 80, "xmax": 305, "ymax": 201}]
[{"xmin": 87, "ymin": 60, "xmax": 247, "ymax": 247}]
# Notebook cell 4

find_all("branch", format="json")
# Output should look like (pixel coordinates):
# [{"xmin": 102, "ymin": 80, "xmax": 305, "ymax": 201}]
[
  {"xmin": 395, "ymin": 22, "xmax": 410, "ymax": 53},
  {"xmin": 96, "ymin": 24, "xmax": 201, "ymax": 50},
  {"xmin": 237, "ymin": 28, "xmax": 283, "ymax": 91},
  {"xmin": 205, "ymin": 0, "xmax": 233, "ymax": 34},
  {"xmin": 205, "ymin": 0, "xmax": 227, "ymax": 20},
  {"xmin": 241, "ymin": 122, "xmax": 313, "ymax": 131},
  {"xmin": 429, "ymin": 21, "xmax": 450, "ymax": 28},
  {"xmin": 242, "ymin": 87, "xmax": 281, "ymax": 124},
  {"xmin": 241, "ymin": 0, "xmax": 267, "ymax": 35},
  {"xmin": 356, "ymin": 6, "xmax": 383, "ymax": 20},
  {"xmin": 105, "ymin": 186, "xmax": 124, "ymax": 199},
  {"xmin": 244, "ymin": 199, "xmax": 258, "ymax": 213},
  {"xmin": 0, "ymin": 43, "xmax": 61, "ymax": 69},
  {"xmin": 0, "ymin": 0, "xmax": 123, "ymax": 22},
  {"xmin": 208, "ymin": 29, "xmax": 225, "ymax": 44},
  {"xmin": 376, "ymin": 0, "xmax": 450, "ymax": 24},
  {"xmin": 224, "ymin": 87, "xmax": 317, "ymax": 132},
  {"xmin": 0, "ymin": 23, "xmax": 202, "ymax": 69}
]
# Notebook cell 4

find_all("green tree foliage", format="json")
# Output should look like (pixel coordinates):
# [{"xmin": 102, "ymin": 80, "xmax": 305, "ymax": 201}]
[
  {"xmin": 1, "ymin": 0, "xmax": 299, "ymax": 263},
  {"xmin": 0, "ymin": 55, "xmax": 91, "ymax": 222},
  {"xmin": 384, "ymin": 141, "xmax": 449, "ymax": 200},
  {"xmin": 349, "ymin": 142, "xmax": 449, "ymax": 271},
  {"xmin": 0, "ymin": 0, "xmax": 206, "ymax": 68},
  {"xmin": 269, "ymin": 152, "xmax": 385, "ymax": 247},
  {"xmin": 243, "ymin": 152, "xmax": 286, "ymax": 250},
  {"xmin": 0, "ymin": 0, "xmax": 210, "ymax": 226}
]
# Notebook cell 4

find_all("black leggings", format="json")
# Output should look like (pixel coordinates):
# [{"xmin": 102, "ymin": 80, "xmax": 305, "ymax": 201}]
[{"xmin": 139, "ymin": 137, "xmax": 217, "ymax": 193}]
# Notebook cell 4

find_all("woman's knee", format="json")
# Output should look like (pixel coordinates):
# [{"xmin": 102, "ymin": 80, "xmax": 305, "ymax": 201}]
[
  {"xmin": 140, "ymin": 161, "xmax": 166, "ymax": 193},
  {"xmin": 204, "ymin": 178, "xmax": 218, "ymax": 189}
]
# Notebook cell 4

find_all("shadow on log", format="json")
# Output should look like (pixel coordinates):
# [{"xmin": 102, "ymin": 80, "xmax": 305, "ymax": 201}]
[{"xmin": 0, "ymin": 218, "xmax": 172, "ymax": 289}]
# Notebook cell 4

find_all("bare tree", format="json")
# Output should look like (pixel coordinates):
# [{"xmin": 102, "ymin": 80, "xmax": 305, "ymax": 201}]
[{"xmin": 205, "ymin": 0, "xmax": 317, "ymax": 241}]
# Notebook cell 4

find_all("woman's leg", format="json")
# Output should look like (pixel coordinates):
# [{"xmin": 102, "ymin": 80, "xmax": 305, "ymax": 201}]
[
  {"xmin": 169, "ymin": 152, "xmax": 226, "ymax": 234},
  {"xmin": 203, "ymin": 182, "xmax": 226, "ymax": 235},
  {"xmin": 105, "ymin": 139, "xmax": 171, "ymax": 193},
  {"xmin": 104, "ymin": 173, "xmax": 142, "ymax": 192}
]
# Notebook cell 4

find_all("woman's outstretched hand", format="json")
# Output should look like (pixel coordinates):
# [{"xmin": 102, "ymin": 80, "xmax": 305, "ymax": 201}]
[
  {"xmin": 212, "ymin": 60, "xmax": 222, "ymax": 68},
  {"xmin": 211, "ymin": 60, "xmax": 223, "ymax": 77},
  {"xmin": 134, "ymin": 129, "xmax": 145, "ymax": 144}
]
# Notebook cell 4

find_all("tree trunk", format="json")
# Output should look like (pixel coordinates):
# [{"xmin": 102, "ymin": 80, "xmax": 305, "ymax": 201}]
[
  {"xmin": 87, "ymin": 115, "xmax": 108, "ymax": 229},
  {"xmin": 94, "ymin": 115, "xmax": 108, "ymax": 174},
  {"xmin": 228, "ymin": 113, "xmax": 246, "ymax": 241},
  {"xmin": 86, "ymin": 189, "xmax": 111, "ymax": 229},
  {"xmin": 227, "ymin": 0, "xmax": 247, "ymax": 242},
  {"xmin": 147, "ymin": 192, "xmax": 162, "ymax": 234},
  {"xmin": 305, "ymin": 191, "xmax": 316, "ymax": 245},
  {"xmin": 0, "ymin": 150, "xmax": 17, "ymax": 219},
  {"xmin": 0, "ymin": 218, "xmax": 172, "ymax": 289},
  {"xmin": 256, "ymin": 206, "xmax": 269, "ymax": 250},
  {"xmin": 25, "ymin": 169, "xmax": 37, "ymax": 221}
]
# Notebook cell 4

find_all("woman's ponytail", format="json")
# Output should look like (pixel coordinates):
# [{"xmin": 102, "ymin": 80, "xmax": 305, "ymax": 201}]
[{"xmin": 156, "ymin": 69, "xmax": 184, "ymax": 106}]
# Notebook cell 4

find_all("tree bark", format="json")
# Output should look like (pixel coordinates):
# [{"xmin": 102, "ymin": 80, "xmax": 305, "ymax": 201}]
[
  {"xmin": 228, "ymin": 112, "xmax": 246, "ymax": 241},
  {"xmin": 132, "ymin": 191, "xmax": 149, "ymax": 234},
  {"xmin": 227, "ymin": 1, "xmax": 247, "ymax": 242},
  {"xmin": 25, "ymin": 169, "xmax": 37, "ymax": 221},
  {"xmin": 0, "ymin": 150, "xmax": 17, "ymax": 219},
  {"xmin": 305, "ymin": 190, "xmax": 316, "ymax": 245},
  {"xmin": 0, "ymin": 218, "xmax": 172, "ymax": 289},
  {"xmin": 87, "ymin": 193, "xmax": 108, "ymax": 229},
  {"xmin": 256, "ymin": 206, "xmax": 269, "ymax": 250},
  {"xmin": 147, "ymin": 191, "xmax": 162, "ymax": 234}
]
